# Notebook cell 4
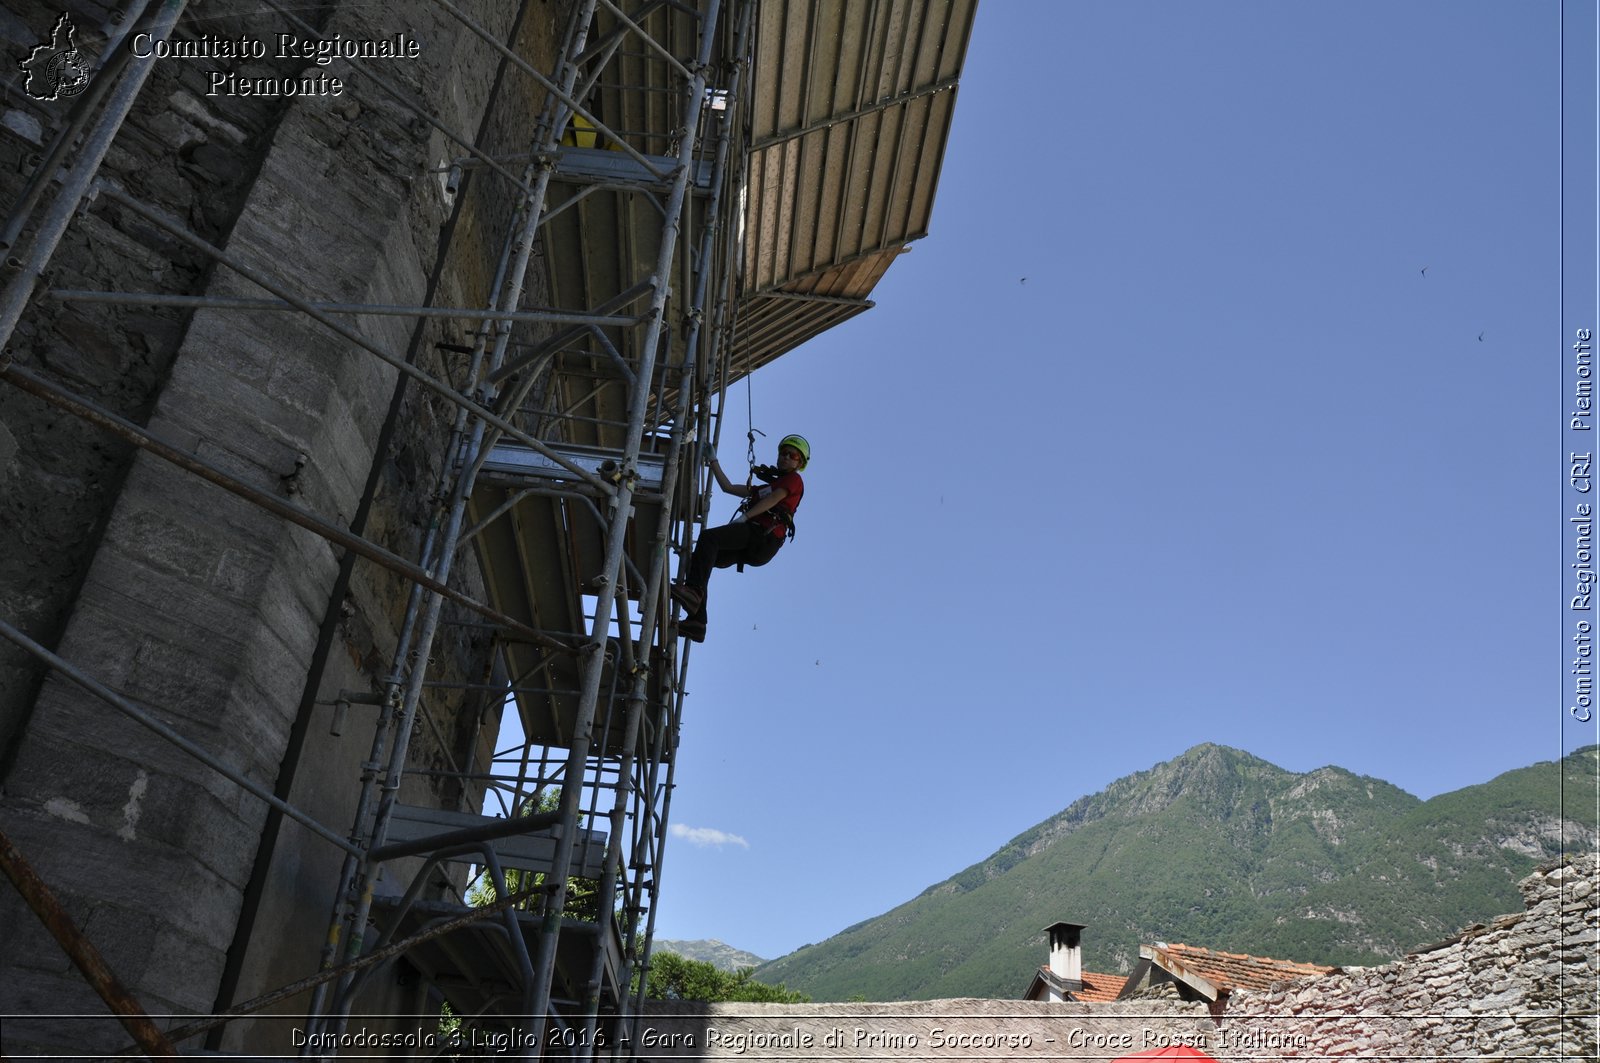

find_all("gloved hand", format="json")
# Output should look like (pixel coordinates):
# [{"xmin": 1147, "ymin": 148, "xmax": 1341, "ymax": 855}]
[{"xmin": 703, "ymin": 443, "xmax": 717, "ymax": 464}]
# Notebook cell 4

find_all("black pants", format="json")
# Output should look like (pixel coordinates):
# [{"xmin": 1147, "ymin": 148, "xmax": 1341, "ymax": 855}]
[{"xmin": 684, "ymin": 521, "xmax": 782, "ymax": 622}]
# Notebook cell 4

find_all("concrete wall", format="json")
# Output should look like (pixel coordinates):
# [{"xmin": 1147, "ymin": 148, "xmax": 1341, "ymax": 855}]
[{"xmin": 0, "ymin": 1, "xmax": 564, "ymax": 1055}]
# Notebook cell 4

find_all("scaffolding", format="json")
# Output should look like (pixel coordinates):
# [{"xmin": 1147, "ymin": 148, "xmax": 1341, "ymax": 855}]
[{"xmin": 0, "ymin": 0, "xmax": 975, "ymax": 1057}]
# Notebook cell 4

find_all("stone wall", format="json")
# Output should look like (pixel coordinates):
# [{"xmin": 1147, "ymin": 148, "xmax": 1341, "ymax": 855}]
[
  {"xmin": 636, "ymin": 857, "xmax": 1597, "ymax": 1063},
  {"xmin": 1217, "ymin": 853, "xmax": 1599, "ymax": 1061},
  {"xmin": 0, "ymin": 0, "xmax": 317, "ymax": 768},
  {"xmin": 638, "ymin": 999, "xmax": 1216, "ymax": 1063},
  {"xmin": 0, "ymin": 1, "xmax": 564, "ymax": 1055}
]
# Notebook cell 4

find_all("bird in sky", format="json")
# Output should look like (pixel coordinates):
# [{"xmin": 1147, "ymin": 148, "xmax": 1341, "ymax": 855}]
[
  {"xmin": 1420, "ymin": 266, "xmax": 1428, "ymax": 278},
  {"xmin": 1478, "ymin": 332, "xmax": 1485, "ymax": 342}
]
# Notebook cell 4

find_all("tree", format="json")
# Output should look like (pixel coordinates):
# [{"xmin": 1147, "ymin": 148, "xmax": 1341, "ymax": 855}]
[
  {"xmin": 642, "ymin": 952, "xmax": 809, "ymax": 1004},
  {"xmin": 465, "ymin": 791, "xmax": 605, "ymax": 919}
]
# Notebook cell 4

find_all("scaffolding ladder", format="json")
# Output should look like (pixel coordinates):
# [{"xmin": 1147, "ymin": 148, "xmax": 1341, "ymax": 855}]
[
  {"xmin": 0, "ymin": 0, "xmax": 750, "ymax": 1055},
  {"xmin": 0, "ymin": 0, "xmax": 976, "ymax": 1055}
]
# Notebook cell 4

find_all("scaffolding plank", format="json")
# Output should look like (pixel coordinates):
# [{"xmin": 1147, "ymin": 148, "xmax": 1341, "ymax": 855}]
[{"xmin": 385, "ymin": 805, "xmax": 609, "ymax": 878}]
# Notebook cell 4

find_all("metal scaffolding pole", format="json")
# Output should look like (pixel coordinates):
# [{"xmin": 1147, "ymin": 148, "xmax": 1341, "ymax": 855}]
[
  {"xmin": 301, "ymin": 0, "xmax": 684, "ymax": 1050},
  {"xmin": 0, "ymin": 828, "xmax": 177, "ymax": 1059},
  {"xmin": 0, "ymin": 0, "xmax": 776, "ymax": 1052},
  {"xmin": 581, "ymin": 6, "xmax": 753, "ymax": 1045},
  {"xmin": 0, "ymin": 0, "xmax": 187, "ymax": 351},
  {"xmin": 301, "ymin": 21, "xmax": 588, "ymax": 1035},
  {"xmin": 524, "ymin": 1, "xmax": 726, "ymax": 1045}
]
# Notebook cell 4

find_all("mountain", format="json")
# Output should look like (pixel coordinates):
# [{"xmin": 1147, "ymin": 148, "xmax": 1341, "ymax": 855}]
[
  {"xmin": 754, "ymin": 744, "xmax": 1599, "ymax": 1002},
  {"xmin": 654, "ymin": 939, "xmax": 767, "ymax": 971}
]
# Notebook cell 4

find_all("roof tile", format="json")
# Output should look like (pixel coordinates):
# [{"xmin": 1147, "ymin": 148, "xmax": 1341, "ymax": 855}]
[
  {"xmin": 1154, "ymin": 943, "xmax": 1337, "ymax": 993},
  {"xmin": 1031, "ymin": 965, "xmax": 1127, "ymax": 1003},
  {"xmin": 1073, "ymin": 970, "xmax": 1126, "ymax": 1002}
]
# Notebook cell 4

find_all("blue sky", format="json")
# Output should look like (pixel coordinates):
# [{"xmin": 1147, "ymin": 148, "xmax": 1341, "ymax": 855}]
[{"xmin": 653, "ymin": 2, "xmax": 1598, "ymax": 962}]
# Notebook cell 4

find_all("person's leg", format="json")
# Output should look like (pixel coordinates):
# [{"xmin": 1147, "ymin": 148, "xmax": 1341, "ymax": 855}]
[
  {"xmin": 738, "ymin": 533, "xmax": 782, "ymax": 570},
  {"xmin": 686, "ymin": 523, "xmax": 744, "ymax": 593},
  {"xmin": 679, "ymin": 522, "xmax": 763, "ymax": 625}
]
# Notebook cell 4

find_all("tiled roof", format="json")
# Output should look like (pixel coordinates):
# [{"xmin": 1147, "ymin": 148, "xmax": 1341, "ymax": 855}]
[
  {"xmin": 1074, "ymin": 969, "xmax": 1127, "ymax": 1002},
  {"xmin": 1148, "ymin": 943, "xmax": 1337, "ymax": 994},
  {"xmin": 1029, "ymin": 965, "xmax": 1128, "ymax": 1003}
]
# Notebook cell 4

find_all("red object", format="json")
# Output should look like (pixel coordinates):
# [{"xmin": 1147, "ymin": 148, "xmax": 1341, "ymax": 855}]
[
  {"xmin": 1113, "ymin": 1046, "xmax": 1218, "ymax": 1061},
  {"xmin": 748, "ymin": 470, "xmax": 803, "ymax": 538}
]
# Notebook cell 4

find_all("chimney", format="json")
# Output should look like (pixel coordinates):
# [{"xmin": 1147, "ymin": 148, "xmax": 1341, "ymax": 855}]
[{"xmin": 1044, "ymin": 922, "xmax": 1085, "ymax": 991}]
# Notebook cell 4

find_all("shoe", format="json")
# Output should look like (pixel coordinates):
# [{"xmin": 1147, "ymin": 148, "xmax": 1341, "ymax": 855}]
[
  {"xmin": 670, "ymin": 584, "xmax": 704, "ymax": 611},
  {"xmin": 679, "ymin": 618, "xmax": 706, "ymax": 643}
]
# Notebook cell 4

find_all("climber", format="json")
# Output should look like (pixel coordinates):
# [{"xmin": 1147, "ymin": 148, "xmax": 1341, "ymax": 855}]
[{"xmin": 671, "ymin": 435, "xmax": 808, "ymax": 642}]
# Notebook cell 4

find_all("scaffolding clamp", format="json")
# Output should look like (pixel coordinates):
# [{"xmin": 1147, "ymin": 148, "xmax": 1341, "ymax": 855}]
[
  {"xmin": 281, "ymin": 451, "xmax": 309, "ymax": 496},
  {"xmin": 325, "ymin": 690, "xmax": 385, "ymax": 738}
]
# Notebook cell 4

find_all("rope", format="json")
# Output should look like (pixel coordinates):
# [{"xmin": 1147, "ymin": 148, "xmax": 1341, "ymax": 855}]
[{"xmin": 744, "ymin": 370, "xmax": 764, "ymax": 470}]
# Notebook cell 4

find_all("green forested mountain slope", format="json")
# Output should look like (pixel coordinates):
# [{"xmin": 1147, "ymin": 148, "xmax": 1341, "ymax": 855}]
[{"xmin": 753, "ymin": 744, "xmax": 1598, "ymax": 1002}]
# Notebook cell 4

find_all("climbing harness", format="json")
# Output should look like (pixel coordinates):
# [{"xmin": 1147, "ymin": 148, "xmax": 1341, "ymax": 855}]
[
  {"xmin": 729, "ymin": 372, "xmax": 801, "ymax": 543},
  {"xmin": 734, "ymin": 472, "xmax": 800, "ymax": 543},
  {"xmin": 736, "ymin": 497, "xmax": 797, "ymax": 542}
]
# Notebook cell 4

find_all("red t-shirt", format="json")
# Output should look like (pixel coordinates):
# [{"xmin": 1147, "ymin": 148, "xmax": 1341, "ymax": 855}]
[{"xmin": 749, "ymin": 471, "xmax": 803, "ymax": 539}]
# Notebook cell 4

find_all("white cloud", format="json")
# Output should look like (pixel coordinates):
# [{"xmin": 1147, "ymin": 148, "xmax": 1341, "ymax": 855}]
[{"xmin": 670, "ymin": 824, "xmax": 750, "ymax": 849}]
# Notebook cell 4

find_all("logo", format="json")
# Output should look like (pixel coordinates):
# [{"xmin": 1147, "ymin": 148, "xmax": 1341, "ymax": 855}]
[{"xmin": 20, "ymin": 13, "xmax": 91, "ymax": 101}]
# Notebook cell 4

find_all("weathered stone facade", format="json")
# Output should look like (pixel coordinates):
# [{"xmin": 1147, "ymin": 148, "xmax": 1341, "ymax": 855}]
[
  {"xmin": 1218, "ymin": 852, "xmax": 1599, "ymax": 1061},
  {"xmin": 640, "ymin": 856, "xmax": 1597, "ymax": 1062},
  {"xmin": 639, "ymin": 999, "xmax": 1216, "ymax": 1063},
  {"xmin": 1, "ymin": 1, "xmax": 565, "ymax": 1055}
]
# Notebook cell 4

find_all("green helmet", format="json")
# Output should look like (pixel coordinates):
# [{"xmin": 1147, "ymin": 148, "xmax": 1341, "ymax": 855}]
[{"xmin": 778, "ymin": 434, "xmax": 810, "ymax": 469}]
